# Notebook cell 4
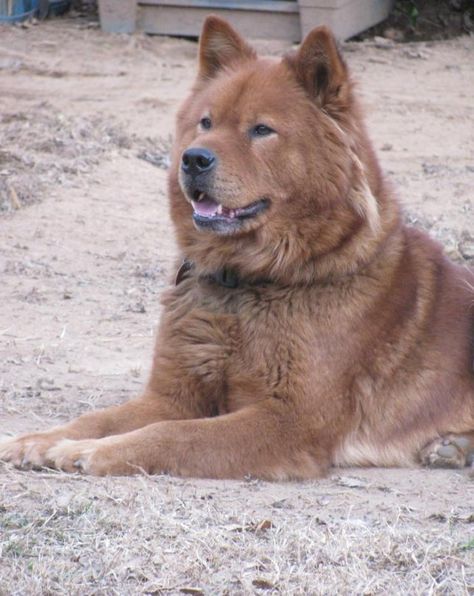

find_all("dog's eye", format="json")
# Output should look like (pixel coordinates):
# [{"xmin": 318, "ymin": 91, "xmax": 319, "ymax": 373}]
[
  {"xmin": 252, "ymin": 124, "xmax": 275, "ymax": 137},
  {"xmin": 200, "ymin": 117, "xmax": 212, "ymax": 130}
]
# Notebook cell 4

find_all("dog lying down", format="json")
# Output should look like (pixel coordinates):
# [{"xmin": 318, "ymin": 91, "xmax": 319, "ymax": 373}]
[{"xmin": 0, "ymin": 17, "xmax": 473, "ymax": 478}]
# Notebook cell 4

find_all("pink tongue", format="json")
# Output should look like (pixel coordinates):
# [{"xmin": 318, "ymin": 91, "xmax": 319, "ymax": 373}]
[{"xmin": 192, "ymin": 198, "xmax": 219, "ymax": 217}]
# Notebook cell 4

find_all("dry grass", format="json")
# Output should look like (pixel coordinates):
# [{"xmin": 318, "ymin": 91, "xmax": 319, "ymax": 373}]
[
  {"xmin": 0, "ymin": 108, "xmax": 171, "ymax": 214},
  {"xmin": 1, "ymin": 467, "xmax": 472, "ymax": 595},
  {"xmin": 0, "ymin": 108, "xmax": 131, "ymax": 212}
]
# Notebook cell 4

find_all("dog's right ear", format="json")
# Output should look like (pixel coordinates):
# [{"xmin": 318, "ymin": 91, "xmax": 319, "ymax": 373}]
[{"xmin": 198, "ymin": 16, "xmax": 256, "ymax": 79}]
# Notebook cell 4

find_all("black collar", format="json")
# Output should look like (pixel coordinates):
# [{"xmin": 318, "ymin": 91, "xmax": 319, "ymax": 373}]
[
  {"xmin": 208, "ymin": 267, "xmax": 239, "ymax": 289},
  {"xmin": 175, "ymin": 259, "xmax": 268, "ymax": 289}
]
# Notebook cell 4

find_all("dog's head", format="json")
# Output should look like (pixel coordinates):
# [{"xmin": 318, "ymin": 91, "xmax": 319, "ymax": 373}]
[{"xmin": 169, "ymin": 17, "xmax": 388, "ymax": 283}]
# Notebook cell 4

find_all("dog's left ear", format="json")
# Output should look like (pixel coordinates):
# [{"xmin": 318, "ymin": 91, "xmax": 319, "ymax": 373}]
[
  {"xmin": 291, "ymin": 26, "xmax": 350, "ymax": 112},
  {"xmin": 198, "ymin": 16, "xmax": 256, "ymax": 79}
]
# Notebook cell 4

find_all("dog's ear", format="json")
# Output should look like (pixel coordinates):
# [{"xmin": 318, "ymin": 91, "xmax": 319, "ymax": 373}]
[
  {"xmin": 291, "ymin": 26, "xmax": 350, "ymax": 112},
  {"xmin": 199, "ymin": 16, "xmax": 256, "ymax": 79}
]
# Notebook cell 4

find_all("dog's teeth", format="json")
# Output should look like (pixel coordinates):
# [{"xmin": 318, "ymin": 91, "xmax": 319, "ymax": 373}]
[
  {"xmin": 216, "ymin": 204, "xmax": 223, "ymax": 215},
  {"xmin": 198, "ymin": 192, "xmax": 205, "ymax": 202},
  {"xmin": 229, "ymin": 210, "xmax": 235, "ymax": 218}
]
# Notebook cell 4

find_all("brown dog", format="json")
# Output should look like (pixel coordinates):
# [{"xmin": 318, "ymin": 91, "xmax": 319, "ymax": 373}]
[{"xmin": 1, "ymin": 17, "xmax": 473, "ymax": 478}]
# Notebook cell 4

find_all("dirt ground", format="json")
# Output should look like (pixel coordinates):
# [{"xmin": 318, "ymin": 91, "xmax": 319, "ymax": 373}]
[{"xmin": 0, "ymin": 18, "xmax": 473, "ymax": 595}]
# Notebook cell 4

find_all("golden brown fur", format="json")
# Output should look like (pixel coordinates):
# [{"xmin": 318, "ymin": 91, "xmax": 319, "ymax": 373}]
[{"xmin": 1, "ymin": 17, "xmax": 473, "ymax": 477}]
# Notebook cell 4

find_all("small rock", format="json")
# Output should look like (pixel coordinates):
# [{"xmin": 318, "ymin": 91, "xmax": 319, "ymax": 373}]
[
  {"xmin": 373, "ymin": 36, "xmax": 395, "ymax": 49},
  {"xmin": 445, "ymin": 246, "xmax": 463, "ymax": 262},
  {"xmin": 459, "ymin": 232, "xmax": 474, "ymax": 260},
  {"xmin": 127, "ymin": 301, "xmax": 146, "ymax": 314},
  {"xmin": 403, "ymin": 49, "xmax": 430, "ymax": 60},
  {"xmin": 37, "ymin": 377, "xmax": 61, "ymax": 391},
  {"xmin": 336, "ymin": 475, "xmax": 368, "ymax": 489},
  {"xmin": 383, "ymin": 27, "xmax": 405, "ymax": 42}
]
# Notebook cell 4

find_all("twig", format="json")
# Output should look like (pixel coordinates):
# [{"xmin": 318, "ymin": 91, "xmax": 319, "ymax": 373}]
[{"xmin": 7, "ymin": 183, "xmax": 21, "ymax": 209}]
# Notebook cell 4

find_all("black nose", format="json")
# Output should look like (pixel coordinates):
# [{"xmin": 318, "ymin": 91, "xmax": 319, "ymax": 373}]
[{"xmin": 181, "ymin": 148, "xmax": 216, "ymax": 177}]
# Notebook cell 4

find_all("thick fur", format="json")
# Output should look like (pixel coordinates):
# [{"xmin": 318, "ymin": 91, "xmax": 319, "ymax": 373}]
[{"xmin": 1, "ymin": 17, "xmax": 473, "ymax": 477}]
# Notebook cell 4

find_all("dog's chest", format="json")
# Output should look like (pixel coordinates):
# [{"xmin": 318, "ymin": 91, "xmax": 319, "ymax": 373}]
[{"xmin": 168, "ymin": 282, "xmax": 315, "ymax": 410}]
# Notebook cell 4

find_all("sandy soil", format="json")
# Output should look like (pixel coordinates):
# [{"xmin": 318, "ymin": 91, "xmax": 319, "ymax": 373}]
[{"xmin": 0, "ymin": 19, "xmax": 473, "ymax": 595}]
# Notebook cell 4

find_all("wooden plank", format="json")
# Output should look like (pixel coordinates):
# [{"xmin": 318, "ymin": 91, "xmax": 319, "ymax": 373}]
[
  {"xmin": 99, "ymin": 0, "xmax": 137, "ymax": 33},
  {"xmin": 299, "ymin": 0, "xmax": 394, "ymax": 39},
  {"xmin": 99, "ymin": 0, "xmax": 393, "ymax": 41},
  {"xmin": 139, "ymin": 0, "xmax": 299, "ymax": 14},
  {"xmin": 136, "ymin": 4, "xmax": 301, "ymax": 39}
]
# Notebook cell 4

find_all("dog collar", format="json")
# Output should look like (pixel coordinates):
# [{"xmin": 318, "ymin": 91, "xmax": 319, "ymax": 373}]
[
  {"xmin": 209, "ymin": 267, "xmax": 239, "ymax": 288},
  {"xmin": 175, "ymin": 256, "xmax": 282, "ymax": 290},
  {"xmin": 175, "ymin": 258, "xmax": 240, "ymax": 289}
]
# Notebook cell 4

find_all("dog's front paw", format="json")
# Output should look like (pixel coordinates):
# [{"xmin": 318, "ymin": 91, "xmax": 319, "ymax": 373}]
[
  {"xmin": 0, "ymin": 432, "xmax": 63, "ymax": 469},
  {"xmin": 46, "ymin": 438, "xmax": 130, "ymax": 476},
  {"xmin": 420, "ymin": 436, "xmax": 466, "ymax": 469}
]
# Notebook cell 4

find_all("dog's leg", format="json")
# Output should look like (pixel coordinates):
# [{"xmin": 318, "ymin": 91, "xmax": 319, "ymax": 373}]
[
  {"xmin": 420, "ymin": 432, "xmax": 474, "ymax": 468},
  {"xmin": 0, "ymin": 393, "xmax": 195, "ymax": 469},
  {"xmin": 45, "ymin": 400, "xmax": 329, "ymax": 479}
]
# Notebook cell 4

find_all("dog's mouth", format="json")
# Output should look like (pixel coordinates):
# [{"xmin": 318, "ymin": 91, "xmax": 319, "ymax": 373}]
[{"xmin": 191, "ymin": 191, "xmax": 269, "ymax": 234}]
